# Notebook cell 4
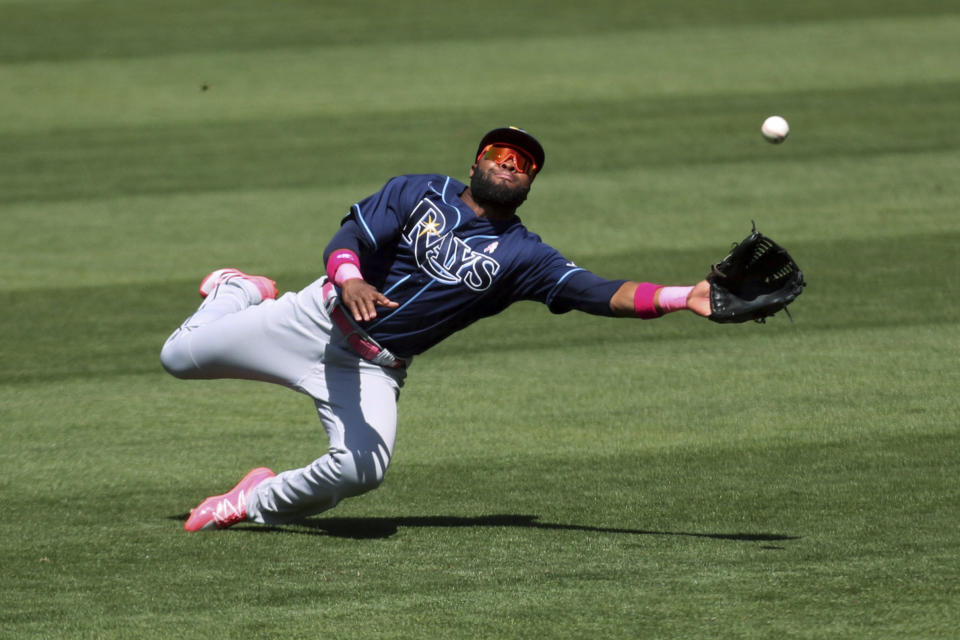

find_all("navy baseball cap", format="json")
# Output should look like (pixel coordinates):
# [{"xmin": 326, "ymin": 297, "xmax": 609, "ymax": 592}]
[{"xmin": 476, "ymin": 126, "xmax": 545, "ymax": 174}]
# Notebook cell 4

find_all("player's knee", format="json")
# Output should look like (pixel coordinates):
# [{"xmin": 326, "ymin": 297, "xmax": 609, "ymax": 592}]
[
  {"xmin": 159, "ymin": 333, "xmax": 195, "ymax": 379},
  {"xmin": 328, "ymin": 447, "xmax": 389, "ymax": 497}
]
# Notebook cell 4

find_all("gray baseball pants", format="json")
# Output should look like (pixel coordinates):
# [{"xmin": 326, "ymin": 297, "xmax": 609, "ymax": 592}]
[{"xmin": 160, "ymin": 277, "xmax": 407, "ymax": 524}]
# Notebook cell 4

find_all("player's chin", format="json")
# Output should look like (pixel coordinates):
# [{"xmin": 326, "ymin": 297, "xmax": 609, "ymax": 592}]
[{"xmin": 471, "ymin": 173, "xmax": 530, "ymax": 208}]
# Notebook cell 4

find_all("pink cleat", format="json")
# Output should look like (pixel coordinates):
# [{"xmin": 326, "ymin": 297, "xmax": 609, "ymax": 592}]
[
  {"xmin": 184, "ymin": 467, "xmax": 276, "ymax": 532},
  {"xmin": 198, "ymin": 268, "xmax": 277, "ymax": 301}
]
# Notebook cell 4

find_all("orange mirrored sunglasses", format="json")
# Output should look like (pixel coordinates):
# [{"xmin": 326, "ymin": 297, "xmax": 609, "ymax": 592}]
[{"xmin": 477, "ymin": 144, "xmax": 539, "ymax": 175}]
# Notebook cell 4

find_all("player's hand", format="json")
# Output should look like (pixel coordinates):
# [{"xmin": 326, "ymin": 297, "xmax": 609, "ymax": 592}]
[
  {"xmin": 340, "ymin": 278, "xmax": 399, "ymax": 322},
  {"xmin": 687, "ymin": 279, "xmax": 712, "ymax": 317}
]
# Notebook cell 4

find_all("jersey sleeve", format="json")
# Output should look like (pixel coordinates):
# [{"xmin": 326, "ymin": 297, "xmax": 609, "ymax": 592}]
[
  {"xmin": 509, "ymin": 242, "xmax": 625, "ymax": 317},
  {"xmin": 341, "ymin": 176, "xmax": 424, "ymax": 252},
  {"xmin": 323, "ymin": 219, "xmax": 365, "ymax": 264},
  {"xmin": 547, "ymin": 269, "xmax": 626, "ymax": 316}
]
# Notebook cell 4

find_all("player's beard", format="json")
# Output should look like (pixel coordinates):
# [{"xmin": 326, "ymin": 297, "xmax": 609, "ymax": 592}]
[{"xmin": 470, "ymin": 168, "xmax": 530, "ymax": 210}]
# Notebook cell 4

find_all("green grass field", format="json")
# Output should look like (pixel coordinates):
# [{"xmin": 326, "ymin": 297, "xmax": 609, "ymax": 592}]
[{"xmin": 2, "ymin": 1, "xmax": 959, "ymax": 637}]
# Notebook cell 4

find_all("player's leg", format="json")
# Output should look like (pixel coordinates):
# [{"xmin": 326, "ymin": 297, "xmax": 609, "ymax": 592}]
[
  {"xmin": 160, "ymin": 273, "xmax": 325, "ymax": 389},
  {"xmin": 246, "ymin": 356, "xmax": 403, "ymax": 524},
  {"xmin": 171, "ymin": 274, "xmax": 407, "ymax": 528},
  {"xmin": 161, "ymin": 273, "xmax": 269, "ymax": 379}
]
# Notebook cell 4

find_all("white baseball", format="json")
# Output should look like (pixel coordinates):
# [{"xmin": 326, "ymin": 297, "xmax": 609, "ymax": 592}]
[{"xmin": 761, "ymin": 115, "xmax": 790, "ymax": 144}]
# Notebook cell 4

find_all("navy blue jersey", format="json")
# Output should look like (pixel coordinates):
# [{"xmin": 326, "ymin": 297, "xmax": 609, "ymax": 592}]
[{"xmin": 325, "ymin": 174, "xmax": 624, "ymax": 357}]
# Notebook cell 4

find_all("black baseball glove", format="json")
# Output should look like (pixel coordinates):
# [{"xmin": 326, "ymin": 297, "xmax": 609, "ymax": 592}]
[{"xmin": 707, "ymin": 223, "xmax": 806, "ymax": 324}]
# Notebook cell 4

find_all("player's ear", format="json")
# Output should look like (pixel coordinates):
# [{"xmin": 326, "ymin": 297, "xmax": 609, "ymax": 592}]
[{"xmin": 469, "ymin": 163, "xmax": 477, "ymax": 178}]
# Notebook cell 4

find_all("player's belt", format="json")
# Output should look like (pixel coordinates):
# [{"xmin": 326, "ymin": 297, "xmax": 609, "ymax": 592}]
[{"xmin": 320, "ymin": 279, "xmax": 407, "ymax": 369}]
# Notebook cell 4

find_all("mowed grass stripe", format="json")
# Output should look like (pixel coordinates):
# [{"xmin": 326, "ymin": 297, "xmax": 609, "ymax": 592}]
[
  {"xmin": 3, "ymin": 340, "xmax": 956, "ymax": 504},
  {"xmin": 3, "ymin": 427, "xmax": 956, "ymax": 537},
  {"xmin": 3, "ymin": 0, "xmax": 956, "ymax": 63},
  {"xmin": 2, "ymin": 14, "xmax": 959, "ymax": 133},
  {"xmin": 2, "ymin": 142, "xmax": 957, "ymax": 293},
  {"xmin": 1, "ymin": 232, "xmax": 956, "ymax": 385},
  {"xmin": 2, "ymin": 81, "xmax": 959, "ymax": 205}
]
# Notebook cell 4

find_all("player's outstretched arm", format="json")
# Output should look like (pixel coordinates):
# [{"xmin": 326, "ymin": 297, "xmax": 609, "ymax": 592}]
[{"xmin": 609, "ymin": 280, "xmax": 711, "ymax": 318}]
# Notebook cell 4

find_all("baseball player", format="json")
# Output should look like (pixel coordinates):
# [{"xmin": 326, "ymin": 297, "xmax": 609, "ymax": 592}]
[{"xmin": 161, "ymin": 127, "xmax": 713, "ymax": 531}]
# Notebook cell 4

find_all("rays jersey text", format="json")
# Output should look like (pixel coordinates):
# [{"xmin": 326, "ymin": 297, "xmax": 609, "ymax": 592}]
[{"xmin": 401, "ymin": 199, "xmax": 500, "ymax": 291}]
